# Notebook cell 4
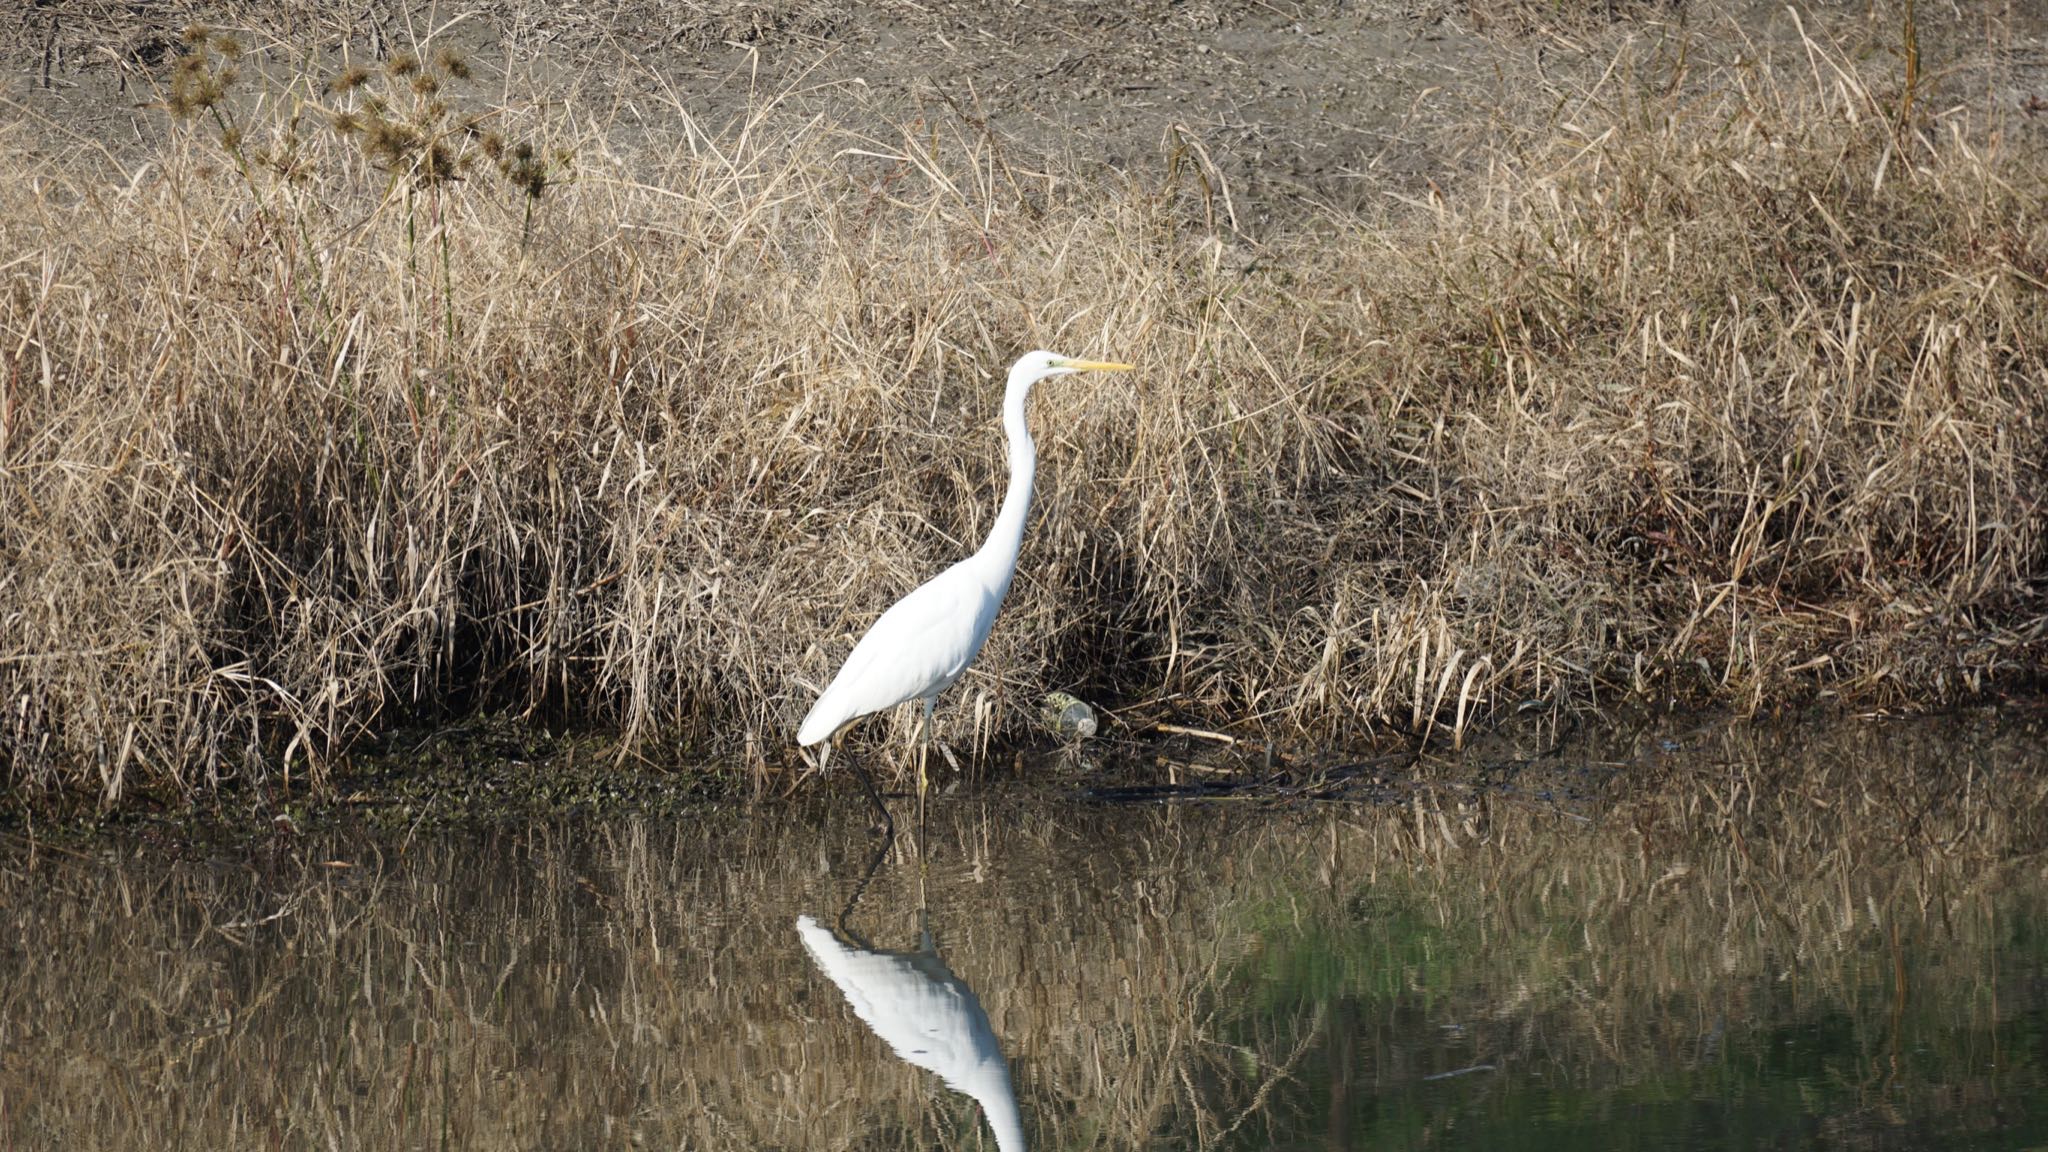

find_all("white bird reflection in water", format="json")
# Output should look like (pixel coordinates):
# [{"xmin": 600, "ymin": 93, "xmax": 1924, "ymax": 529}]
[{"xmin": 796, "ymin": 912, "xmax": 1026, "ymax": 1152}]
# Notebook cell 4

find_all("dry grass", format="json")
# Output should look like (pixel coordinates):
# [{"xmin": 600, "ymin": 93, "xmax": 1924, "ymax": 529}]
[{"xmin": 1, "ymin": 21, "xmax": 2044, "ymax": 800}]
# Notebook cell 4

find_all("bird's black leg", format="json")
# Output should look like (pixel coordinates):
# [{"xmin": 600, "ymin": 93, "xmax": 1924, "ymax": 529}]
[
  {"xmin": 916, "ymin": 697, "xmax": 934, "ymax": 837},
  {"xmin": 845, "ymin": 746, "xmax": 896, "ymax": 839},
  {"xmin": 835, "ymin": 832, "xmax": 892, "ymax": 945}
]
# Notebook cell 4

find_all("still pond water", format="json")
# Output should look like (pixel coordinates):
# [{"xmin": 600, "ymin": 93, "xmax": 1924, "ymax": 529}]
[{"xmin": 4, "ymin": 713, "xmax": 2048, "ymax": 1150}]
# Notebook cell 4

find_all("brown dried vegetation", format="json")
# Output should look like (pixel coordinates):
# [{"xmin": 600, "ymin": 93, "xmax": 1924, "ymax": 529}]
[{"xmin": 0, "ymin": 27, "xmax": 2043, "ymax": 801}]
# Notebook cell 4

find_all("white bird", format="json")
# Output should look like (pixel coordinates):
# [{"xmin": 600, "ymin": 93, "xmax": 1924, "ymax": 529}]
[
  {"xmin": 796, "ymin": 914, "xmax": 1026, "ymax": 1152},
  {"xmin": 797, "ymin": 351, "xmax": 1134, "ymax": 831}
]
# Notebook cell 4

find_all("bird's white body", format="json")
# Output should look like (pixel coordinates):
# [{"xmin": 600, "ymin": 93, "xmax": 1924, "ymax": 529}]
[
  {"xmin": 795, "ymin": 552, "xmax": 1012, "ymax": 747},
  {"xmin": 796, "ymin": 915, "xmax": 1025, "ymax": 1152},
  {"xmin": 797, "ymin": 351, "xmax": 1129, "ymax": 755}
]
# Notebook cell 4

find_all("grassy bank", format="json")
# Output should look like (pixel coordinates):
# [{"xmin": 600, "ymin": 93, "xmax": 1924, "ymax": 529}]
[{"xmin": 2, "ymin": 23, "xmax": 2044, "ymax": 802}]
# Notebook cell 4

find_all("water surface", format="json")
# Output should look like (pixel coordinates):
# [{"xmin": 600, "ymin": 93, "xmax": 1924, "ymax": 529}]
[{"xmin": 4, "ymin": 714, "xmax": 2047, "ymax": 1149}]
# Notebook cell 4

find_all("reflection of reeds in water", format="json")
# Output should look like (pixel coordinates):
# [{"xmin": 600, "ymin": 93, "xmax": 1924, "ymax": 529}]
[{"xmin": 2, "ymin": 717, "xmax": 2045, "ymax": 1148}]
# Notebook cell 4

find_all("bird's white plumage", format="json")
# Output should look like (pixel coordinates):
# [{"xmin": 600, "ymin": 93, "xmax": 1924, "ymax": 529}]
[
  {"xmin": 796, "ymin": 915, "xmax": 1026, "ymax": 1152},
  {"xmin": 796, "ymin": 351, "xmax": 1132, "ymax": 761},
  {"xmin": 795, "ymin": 555, "xmax": 999, "ymax": 747}
]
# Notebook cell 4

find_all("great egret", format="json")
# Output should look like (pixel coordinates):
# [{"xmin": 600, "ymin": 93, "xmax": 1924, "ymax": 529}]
[
  {"xmin": 797, "ymin": 351, "xmax": 1134, "ymax": 832},
  {"xmin": 795, "ymin": 914, "xmax": 1025, "ymax": 1152}
]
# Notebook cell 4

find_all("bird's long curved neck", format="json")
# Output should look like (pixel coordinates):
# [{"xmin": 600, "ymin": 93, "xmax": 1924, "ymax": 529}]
[{"xmin": 972, "ymin": 370, "xmax": 1037, "ymax": 591}]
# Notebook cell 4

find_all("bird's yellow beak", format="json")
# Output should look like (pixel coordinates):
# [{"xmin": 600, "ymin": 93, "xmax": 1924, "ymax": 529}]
[{"xmin": 1055, "ymin": 357, "xmax": 1135, "ymax": 373}]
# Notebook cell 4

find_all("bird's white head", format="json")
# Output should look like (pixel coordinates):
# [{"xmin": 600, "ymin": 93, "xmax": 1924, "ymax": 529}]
[{"xmin": 1010, "ymin": 350, "xmax": 1136, "ymax": 386}]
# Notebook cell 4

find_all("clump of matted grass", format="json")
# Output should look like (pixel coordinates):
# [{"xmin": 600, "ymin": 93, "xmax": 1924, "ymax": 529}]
[{"xmin": 0, "ymin": 23, "xmax": 2043, "ymax": 803}]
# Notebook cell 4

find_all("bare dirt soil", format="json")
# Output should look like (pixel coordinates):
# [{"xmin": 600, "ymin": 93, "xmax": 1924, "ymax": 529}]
[{"xmin": 15, "ymin": 0, "xmax": 2042, "ymax": 220}]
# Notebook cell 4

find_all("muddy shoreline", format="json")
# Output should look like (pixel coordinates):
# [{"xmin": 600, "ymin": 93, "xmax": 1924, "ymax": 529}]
[{"xmin": 7, "ymin": 701, "xmax": 2040, "ymax": 859}]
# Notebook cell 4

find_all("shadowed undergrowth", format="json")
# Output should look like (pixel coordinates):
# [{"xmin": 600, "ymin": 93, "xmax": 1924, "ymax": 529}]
[{"xmin": 1, "ymin": 22, "xmax": 2043, "ymax": 801}]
